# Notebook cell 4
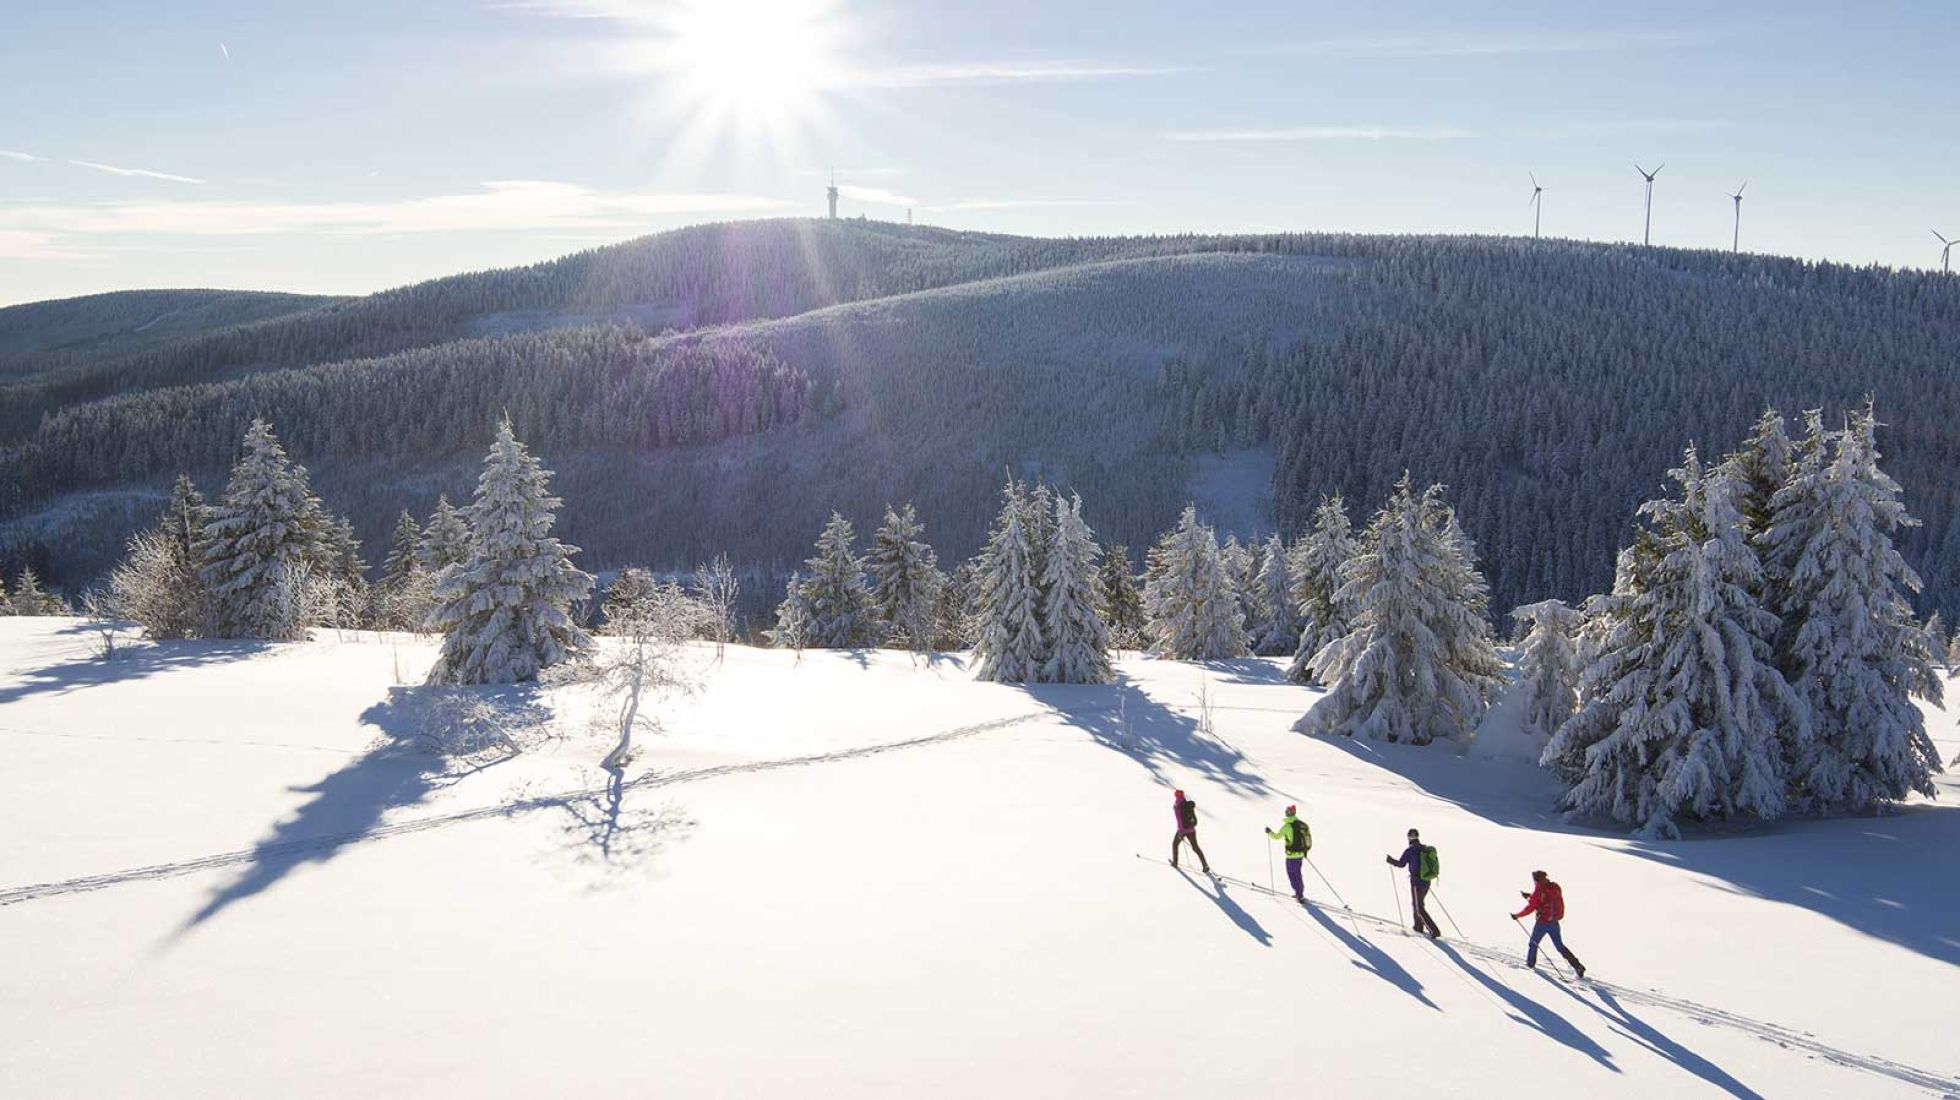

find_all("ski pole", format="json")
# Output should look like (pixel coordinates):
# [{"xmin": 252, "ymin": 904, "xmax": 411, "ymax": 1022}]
[
  {"xmin": 1266, "ymin": 836, "xmax": 1276, "ymax": 894},
  {"xmin": 1388, "ymin": 868, "xmax": 1406, "ymax": 934},
  {"xmin": 1307, "ymin": 856, "xmax": 1362, "ymax": 935},
  {"xmin": 1430, "ymin": 887, "xmax": 1468, "ymax": 940},
  {"xmin": 1512, "ymin": 915, "xmax": 1568, "ymax": 980}
]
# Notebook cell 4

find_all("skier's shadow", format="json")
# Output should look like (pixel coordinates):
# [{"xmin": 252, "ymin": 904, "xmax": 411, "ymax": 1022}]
[
  {"xmin": 1433, "ymin": 942, "xmax": 1618, "ymax": 1072},
  {"xmin": 1540, "ymin": 976, "xmax": 1765, "ymax": 1099},
  {"xmin": 1177, "ymin": 869, "xmax": 1272, "ymax": 946},
  {"xmin": 1294, "ymin": 903, "xmax": 1439, "ymax": 1010}
]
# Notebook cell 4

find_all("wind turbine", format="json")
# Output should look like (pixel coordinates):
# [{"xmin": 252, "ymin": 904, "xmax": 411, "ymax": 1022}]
[
  {"xmin": 1727, "ymin": 182, "xmax": 1747, "ymax": 253},
  {"xmin": 1636, "ymin": 162, "xmax": 1664, "ymax": 246},
  {"xmin": 1529, "ymin": 172, "xmax": 1544, "ymax": 239},
  {"xmin": 1938, "ymin": 230, "xmax": 1956, "ymax": 275}
]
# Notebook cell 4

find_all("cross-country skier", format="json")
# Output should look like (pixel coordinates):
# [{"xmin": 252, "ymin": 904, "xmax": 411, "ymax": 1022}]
[
  {"xmin": 1385, "ymin": 828, "xmax": 1442, "ymax": 939},
  {"xmin": 1512, "ymin": 870, "xmax": 1586, "ymax": 978},
  {"xmin": 1170, "ymin": 789, "xmax": 1211, "ymax": 873},
  {"xmin": 1265, "ymin": 805, "xmax": 1312, "ymax": 902}
]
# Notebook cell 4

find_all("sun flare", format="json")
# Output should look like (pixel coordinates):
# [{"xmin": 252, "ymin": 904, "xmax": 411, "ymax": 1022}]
[{"xmin": 650, "ymin": 0, "xmax": 845, "ymax": 138}]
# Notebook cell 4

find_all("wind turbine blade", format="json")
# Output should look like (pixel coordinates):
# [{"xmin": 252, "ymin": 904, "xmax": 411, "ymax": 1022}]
[
  {"xmin": 1737, "ymin": 181, "xmax": 1747, "ymax": 196},
  {"xmin": 1935, "ymin": 230, "xmax": 1951, "ymax": 245},
  {"xmin": 1635, "ymin": 163, "xmax": 1647, "ymax": 176},
  {"xmin": 1654, "ymin": 163, "xmax": 1665, "ymax": 175},
  {"xmin": 1529, "ymin": 171, "xmax": 1540, "ymax": 189}
]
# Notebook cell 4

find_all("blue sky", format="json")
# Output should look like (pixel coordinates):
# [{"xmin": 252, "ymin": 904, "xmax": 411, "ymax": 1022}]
[{"xmin": 3, "ymin": 0, "xmax": 1957, "ymax": 305}]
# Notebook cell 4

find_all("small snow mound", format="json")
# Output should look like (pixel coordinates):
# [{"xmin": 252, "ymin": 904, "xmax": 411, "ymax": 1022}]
[{"xmin": 1471, "ymin": 676, "xmax": 1544, "ymax": 763}]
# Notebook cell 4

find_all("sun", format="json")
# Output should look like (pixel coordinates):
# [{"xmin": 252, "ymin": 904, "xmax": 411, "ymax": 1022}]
[{"xmin": 648, "ymin": 0, "xmax": 846, "ymax": 141}]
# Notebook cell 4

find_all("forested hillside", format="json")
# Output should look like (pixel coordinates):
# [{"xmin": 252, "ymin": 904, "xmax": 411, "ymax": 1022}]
[
  {"xmin": 0, "ymin": 289, "xmax": 342, "ymax": 377},
  {"xmin": 4, "ymin": 218, "xmax": 1957, "ymax": 619}
]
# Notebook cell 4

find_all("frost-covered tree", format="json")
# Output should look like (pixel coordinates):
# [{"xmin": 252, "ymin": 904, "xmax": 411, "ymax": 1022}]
[
  {"xmin": 798, "ymin": 512, "xmax": 875, "ymax": 649},
  {"xmin": 601, "ymin": 568, "xmax": 659, "ymax": 629},
  {"xmin": 1098, "ymin": 543, "xmax": 1146, "ymax": 651},
  {"xmin": 1143, "ymin": 505, "xmax": 1248, "ymax": 661},
  {"xmin": 11, "ymin": 567, "xmax": 67, "ymax": 616},
  {"xmin": 1247, "ymin": 533, "xmax": 1298, "ymax": 656},
  {"xmin": 426, "ymin": 419, "xmax": 593, "ymax": 684},
  {"xmin": 1042, "ymin": 492, "xmax": 1113, "ymax": 683},
  {"xmin": 381, "ymin": 512, "xmax": 421, "ymax": 588},
  {"xmin": 317, "ymin": 513, "xmax": 370, "ymax": 628},
  {"xmin": 935, "ymin": 557, "xmax": 981, "ymax": 651},
  {"xmin": 692, "ymin": 553, "xmax": 741, "ymax": 653},
  {"xmin": 1221, "ymin": 535, "xmax": 1256, "ymax": 629},
  {"xmin": 866, "ymin": 503, "xmax": 944, "ymax": 652},
  {"xmin": 1761, "ymin": 406, "xmax": 1944, "ymax": 812},
  {"xmin": 1511, "ymin": 600, "xmax": 1583, "ymax": 741},
  {"xmin": 770, "ymin": 571, "xmax": 811, "ymax": 650},
  {"xmin": 1947, "ymin": 631, "xmax": 1960, "ymax": 673},
  {"xmin": 371, "ymin": 511, "xmax": 433, "ymax": 631},
  {"xmin": 1296, "ymin": 477, "xmax": 1503, "ymax": 744},
  {"xmin": 973, "ymin": 480, "xmax": 1047, "ymax": 682},
  {"xmin": 0, "ymin": 575, "xmax": 11, "ymax": 615},
  {"xmin": 198, "ymin": 419, "xmax": 332, "ymax": 640},
  {"xmin": 1288, "ymin": 495, "xmax": 1358, "ymax": 684},
  {"xmin": 558, "ymin": 578, "xmax": 693, "ymax": 771},
  {"xmin": 161, "ymin": 473, "xmax": 208, "ymax": 563},
  {"xmin": 1543, "ymin": 451, "xmax": 1804, "ymax": 836},
  {"xmin": 1925, "ymin": 613, "xmax": 1946, "ymax": 669},
  {"xmin": 417, "ymin": 494, "xmax": 471, "ymax": 572}
]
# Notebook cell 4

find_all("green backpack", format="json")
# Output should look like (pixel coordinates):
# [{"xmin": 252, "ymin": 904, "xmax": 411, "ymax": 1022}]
[{"xmin": 1418, "ymin": 845, "xmax": 1440, "ymax": 881}]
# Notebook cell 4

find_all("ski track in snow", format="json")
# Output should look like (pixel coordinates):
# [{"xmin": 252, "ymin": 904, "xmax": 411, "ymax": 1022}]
[
  {"xmin": 1139, "ymin": 856, "xmax": 1960, "ymax": 1098},
  {"xmin": 0, "ymin": 712, "xmax": 1042, "ymax": 908}
]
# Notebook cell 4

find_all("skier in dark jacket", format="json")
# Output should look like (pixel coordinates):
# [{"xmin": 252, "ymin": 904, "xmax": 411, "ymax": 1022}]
[
  {"xmin": 1385, "ymin": 828, "xmax": 1442, "ymax": 939},
  {"xmin": 1170, "ymin": 789, "xmax": 1211, "ymax": 873},
  {"xmin": 1265, "ymin": 805, "xmax": 1312, "ymax": 901},
  {"xmin": 1513, "ymin": 870, "xmax": 1586, "ymax": 978}
]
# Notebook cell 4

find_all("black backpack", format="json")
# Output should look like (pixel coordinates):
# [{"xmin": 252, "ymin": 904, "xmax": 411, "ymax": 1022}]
[
  {"xmin": 1288, "ymin": 819, "xmax": 1310, "ymax": 851},
  {"xmin": 1177, "ymin": 800, "xmax": 1198, "ymax": 829}
]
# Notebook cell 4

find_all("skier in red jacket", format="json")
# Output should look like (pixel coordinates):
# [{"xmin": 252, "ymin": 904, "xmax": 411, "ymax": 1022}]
[{"xmin": 1512, "ymin": 870, "xmax": 1586, "ymax": 978}]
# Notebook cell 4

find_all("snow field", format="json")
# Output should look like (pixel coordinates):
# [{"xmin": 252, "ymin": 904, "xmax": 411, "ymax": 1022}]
[{"xmin": 2, "ymin": 618, "xmax": 1956, "ymax": 1098}]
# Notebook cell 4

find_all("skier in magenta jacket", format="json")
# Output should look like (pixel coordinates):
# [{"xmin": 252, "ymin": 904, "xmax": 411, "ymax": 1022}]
[{"xmin": 1170, "ymin": 790, "xmax": 1211, "ymax": 873}]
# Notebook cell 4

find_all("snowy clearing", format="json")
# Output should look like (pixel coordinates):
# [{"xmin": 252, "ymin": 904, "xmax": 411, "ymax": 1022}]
[{"xmin": 2, "ymin": 617, "xmax": 1956, "ymax": 1099}]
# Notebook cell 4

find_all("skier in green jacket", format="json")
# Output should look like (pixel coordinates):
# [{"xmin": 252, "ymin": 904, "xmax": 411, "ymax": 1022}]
[{"xmin": 1265, "ymin": 805, "xmax": 1312, "ymax": 902}]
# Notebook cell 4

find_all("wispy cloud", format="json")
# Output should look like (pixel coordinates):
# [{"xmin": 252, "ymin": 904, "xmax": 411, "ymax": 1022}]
[
  {"xmin": 1164, "ymin": 119, "xmax": 1727, "ymax": 143},
  {"xmin": 219, "ymin": 42, "xmax": 230, "ymax": 61},
  {"xmin": 67, "ymin": 159, "xmax": 205, "ymax": 184},
  {"xmin": 1283, "ymin": 29, "xmax": 1718, "ymax": 58},
  {"xmin": 2, "ymin": 149, "xmax": 46, "ymax": 162},
  {"xmin": 947, "ymin": 198, "xmax": 1137, "ymax": 211},
  {"xmin": 1165, "ymin": 125, "xmax": 1474, "ymax": 143},
  {"xmin": 838, "ymin": 61, "xmax": 1187, "ymax": 88},
  {"xmin": 0, "ymin": 230, "xmax": 86, "ymax": 260},
  {"xmin": 0, "ymin": 180, "xmax": 793, "ymax": 245},
  {"xmin": 838, "ymin": 184, "xmax": 918, "ymax": 207}
]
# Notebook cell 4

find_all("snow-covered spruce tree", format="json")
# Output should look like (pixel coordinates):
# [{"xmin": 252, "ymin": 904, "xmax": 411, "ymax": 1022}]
[
  {"xmin": 798, "ymin": 512, "xmax": 875, "ymax": 649},
  {"xmin": 1296, "ymin": 477, "xmax": 1503, "ymax": 744},
  {"xmin": 1042, "ymin": 491, "xmax": 1113, "ymax": 683},
  {"xmin": 1287, "ymin": 495, "xmax": 1358, "ymax": 684},
  {"xmin": 770, "ymin": 572, "xmax": 811, "ymax": 650},
  {"xmin": 1098, "ymin": 543, "xmax": 1146, "ymax": 651},
  {"xmin": 1948, "ymin": 631, "xmax": 1960, "ymax": 673},
  {"xmin": 198, "ymin": 419, "xmax": 332, "ymax": 640},
  {"xmin": 1760, "ymin": 406, "xmax": 1944, "ymax": 812},
  {"xmin": 1248, "ymin": 533, "xmax": 1299, "ymax": 656},
  {"xmin": 381, "ymin": 511, "xmax": 421, "ymax": 590},
  {"xmin": 934, "ymin": 557, "xmax": 981, "ymax": 651},
  {"xmin": 0, "ymin": 575, "xmax": 11, "ymax": 615},
  {"xmin": 1925, "ymin": 612, "xmax": 1946, "ymax": 669},
  {"xmin": 425, "ymin": 419, "xmax": 593, "ymax": 685},
  {"xmin": 373, "ymin": 511, "xmax": 433, "ymax": 631},
  {"xmin": 317, "ymin": 513, "xmax": 370, "ymax": 628},
  {"xmin": 417, "ymin": 494, "xmax": 471, "ymax": 572},
  {"xmin": 11, "ymin": 567, "xmax": 67, "ymax": 615},
  {"xmin": 1542, "ymin": 451, "xmax": 1804, "ymax": 836},
  {"xmin": 973, "ymin": 480, "xmax": 1047, "ymax": 682},
  {"xmin": 1221, "ymin": 535, "xmax": 1256, "ymax": 629},
  {"xmin": 866, "ymin": 503, "xmax": 944, "ymax": 652},
  {"xmin": 1143, "ymin": 505, "xmax": 1249, "ymax": 661},
  {"xmin": 1510, "ymin": 599, "xmax": 1583, "ymax": 741}
]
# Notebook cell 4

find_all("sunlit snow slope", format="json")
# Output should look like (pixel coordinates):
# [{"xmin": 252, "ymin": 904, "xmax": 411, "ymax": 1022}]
[{"xmin": 1, "ymin": 618, "xmax": 1955, "ymax": 1099}]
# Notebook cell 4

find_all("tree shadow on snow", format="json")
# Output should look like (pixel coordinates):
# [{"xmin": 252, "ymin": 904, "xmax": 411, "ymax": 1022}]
[
  {"xmin": 1538, "ymin": 977, "xmax": 1765, "ymax": 1099},
  {"xmin": 172, "ymin": 687, "xmax": 547, "ymax": 933},
  {"xmin": 1177, "ymin": 868, "xmax": 1272, "ymax": 946},
  {"xmin": 1189, "ymin": 657, "xmax": 1295, "ymax": 686},
  {"xmin": 1025, "ymin": 674, "xmax": 1270, "ymax": 797},
  {"xmin": 0, "ymin": 638, "xmax": 270, "ymax": 708},
  {"xmin": 1432, "ymin": 941, "xmax": 1618, "ymax": 1072},
  {"xmin": 1623, "ymin": 804, "xmax": 1960, "ymax": 968},
  {"xmin": 1315, "ymin": 734, "xmax": 1585, "ymax": 834},
  {"xmin": 531, "ymin": 769, "xmax": 696, "ymax": 885}
]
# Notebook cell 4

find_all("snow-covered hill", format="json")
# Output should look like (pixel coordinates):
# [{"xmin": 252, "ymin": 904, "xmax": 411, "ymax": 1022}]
[{"xmin": 2, "ymin": 616, "xmax": 1956, "ymax": 1098}]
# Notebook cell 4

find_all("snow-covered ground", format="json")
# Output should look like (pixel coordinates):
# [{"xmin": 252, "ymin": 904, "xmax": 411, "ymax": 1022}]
[{"xmin": 2, "ymin": 616, "xmax": 1956, "ymax": 1099}]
